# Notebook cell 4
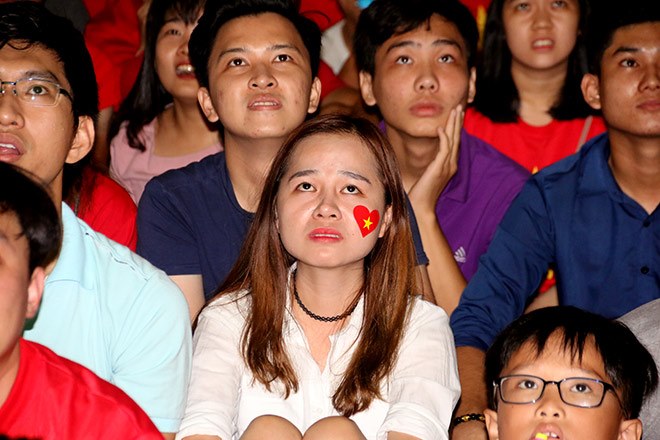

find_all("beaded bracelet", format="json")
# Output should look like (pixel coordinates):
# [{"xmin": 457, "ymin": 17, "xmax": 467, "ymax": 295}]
[{"xmin": 452, "ymin": 413, "xmax": 486, "ymax": 427}]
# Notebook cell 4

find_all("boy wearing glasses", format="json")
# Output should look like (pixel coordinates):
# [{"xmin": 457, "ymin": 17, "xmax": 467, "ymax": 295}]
[{"xmin": 483, "ymin": 307, "xmax": 658, "ymax": 440}]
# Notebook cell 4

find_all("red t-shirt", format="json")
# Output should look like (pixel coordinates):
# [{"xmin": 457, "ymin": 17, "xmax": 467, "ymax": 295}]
[
  {"xmin": 464, "ymin": 107, "xmax": 607, "ymax": 173},
  {"xmin": 0, "ymin": 340, "xmax": 161, "ymax": 440},
  {"xmin": 75, "ymin": 168, "xmax": 138, "ymax": 251}
]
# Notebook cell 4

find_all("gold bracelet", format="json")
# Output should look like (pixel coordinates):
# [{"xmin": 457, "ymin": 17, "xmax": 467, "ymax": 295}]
[{"xmin": 452, "ymin": 413, "xmax": 486, "ymax": 427}]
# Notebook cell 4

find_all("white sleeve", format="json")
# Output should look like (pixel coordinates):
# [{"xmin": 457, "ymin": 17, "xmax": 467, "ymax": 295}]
[
  {"xmin": 377, "ymin": 299, "xmax": 461, "ymax": 440},
  {"xmin": 176, "ymin": 300, "xmax": 245, "ymax": 440}
]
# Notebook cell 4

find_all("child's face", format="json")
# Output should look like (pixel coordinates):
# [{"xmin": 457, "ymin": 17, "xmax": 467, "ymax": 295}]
[
  {"xmin": 199, "ymin": 12, "xmax": 321, "ymax": 145},
  {"xmin": 502, "ymin": 0, "xmax": 580, "ymax": 74},
  {"xmin": 359, "ymin": 14, "xmax": 475, "ymax": 141},
  {"xmin": 276, "ymin": 132, "xmax": 391, "ymax": 272},
  {"xmin": 485, "ymin": 334, "xmax": 642, "ymax": 440}
]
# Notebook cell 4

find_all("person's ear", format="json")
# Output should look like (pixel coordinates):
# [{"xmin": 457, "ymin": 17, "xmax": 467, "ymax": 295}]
[
  {"xmin": 467, "ymin": 66, "xmax": 477, "ymax": 104},
  {"xmin": 25, "ymin": 267, "xmax": 45, "ymax": 319},
  {"xmin": 377, "ymin": 205, "xmax": 392, "ymax": 238},
  {"xmin": 307, "ymin": 77, "xmax": 322, "ymax": 114},
  {"xmin": 581, "ymin": 73, "xmax": 602, "ymax": 110},
  {"xmin": 359, "ymin": 71, "xmax": 377, "ymax": 107},
  {"xmin": 65, "ymin": 115, "xmax": 94, "ymax": 165},
  {"xmin": 618, "ymin": 418, "xmax": 643, "ymax": 440},
  {"xmin": 198, "ymin": 87, "xmax": 219, "ymax": 123},
  {"xmin": 484, "ymin": 409, "xmax": 500, "ymax": 440}
]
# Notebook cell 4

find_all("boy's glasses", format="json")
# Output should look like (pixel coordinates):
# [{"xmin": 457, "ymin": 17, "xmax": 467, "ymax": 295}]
[
  {"xmin": 0, "ymin": 78, "xmax": 72, "ymax": 107},
  {"xmin": 494, "ymin": 375, "xmax": 618, "ymax": 408}
]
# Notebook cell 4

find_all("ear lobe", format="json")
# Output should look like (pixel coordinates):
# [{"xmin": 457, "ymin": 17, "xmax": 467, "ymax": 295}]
[
  {"xmin": 308, "ymin": 77, "xmax": 322, "ymax": 114},
  {"xmin": 25, "ymin": 267, "xmax": 45, "ymax": 319},
  {"xmin": 618, "ymin": 418, "xmax": 643, "ymax": 440},
  {"xmin": 484, "ymin": 409, "xmax": 500, "ymax": 440},
  {"xmin": 377, "ymin": 205, "xmax": 393, "ymax": 238},
  {"xmin": 65, "ymin": 115, "xmax": 94, "ymax": 165},
  {"xmin": 359, "ymin": 71, "xmax": 377, "ymax": 107},
  {"xmin": 581, "ymin": 73, "xmax": 602, "ymax": 110},
  {"xmin": 198, "ymin": 87, "xmax": 219, "ymax": 122},
  {"xmin": 467, "ymin": 67, "xmax": 477, "ymax": 104}
]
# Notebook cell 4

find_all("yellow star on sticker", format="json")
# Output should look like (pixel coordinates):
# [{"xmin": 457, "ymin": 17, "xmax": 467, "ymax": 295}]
[{"xmin": 363, "ymin": 217, "xmax": 373, "ymax": 230}]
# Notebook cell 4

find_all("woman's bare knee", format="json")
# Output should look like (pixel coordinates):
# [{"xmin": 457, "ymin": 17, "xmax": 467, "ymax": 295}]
[
  {"xmin": 303, "ymin": 416, "xmax": 367, "ymax": 440},
  {"xmin": 240, "ymin": 415, "xmax": 302, "ymax": 440}
]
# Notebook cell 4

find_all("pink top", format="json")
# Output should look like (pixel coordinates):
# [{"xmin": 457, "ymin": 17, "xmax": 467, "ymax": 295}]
[{"xmin": 110, "ymin": 119, "xmax": 222, "ymax": 204}]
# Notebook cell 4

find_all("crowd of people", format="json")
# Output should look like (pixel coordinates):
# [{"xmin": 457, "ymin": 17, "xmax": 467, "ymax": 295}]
[{"xmin": 0, "ymin": 0, "xmax": 658, "ymax": 439}]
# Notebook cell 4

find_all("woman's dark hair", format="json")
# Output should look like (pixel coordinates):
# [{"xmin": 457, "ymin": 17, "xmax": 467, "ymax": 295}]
[
  {"xmin": 189, "ymin": 0, "xmax": 321, "ymax": 89},
  {"xmin": 473, "ymin": 0, "xmax": 595, "ymax": 122},
  {"xmin": 214, "ymin": 114, "xmax": 417, "ymax": 417},
  {"xmin": 486, "ymin": 306, "xmax": 658, "ymax": 419},
  {"xmin": 109, "ymin": 0, "xmax": 205, "ymax": 151},
  {"xmin": 354, "ymin": 0, "xmax": 478, "ymax": 76},
  {"xmin": 0, "ymin": 163, "xmax": 62, "ymax": 273}
]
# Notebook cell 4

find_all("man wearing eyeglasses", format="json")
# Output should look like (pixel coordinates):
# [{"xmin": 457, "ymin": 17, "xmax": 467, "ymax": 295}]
[{"xmin": 0, "ymin": 3, "xmax": 191, "ymax": 439}]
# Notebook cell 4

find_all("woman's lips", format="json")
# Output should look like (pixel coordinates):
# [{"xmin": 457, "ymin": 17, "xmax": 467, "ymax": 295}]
[
  {"xmin": 308, "ymin": 228, "xmax": 343, "ymax": 241},
  {"xmin": 409, "ymin": 102, "xmax": 442, "ymax": 117}
]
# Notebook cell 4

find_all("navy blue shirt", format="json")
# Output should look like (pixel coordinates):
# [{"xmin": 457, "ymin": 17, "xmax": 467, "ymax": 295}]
[
  {"xmin": 138, "ymin": 152, "xmax": 428, "ymax": 300},
  {"xmin": 451, "ymin": 133, "xmax": 660, "ymax": 350}
]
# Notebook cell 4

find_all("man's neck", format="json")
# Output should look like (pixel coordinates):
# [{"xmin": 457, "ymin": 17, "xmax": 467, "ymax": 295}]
[
  {"xmin": 385, "ymin": 125, "xmax": 439, "ymax": 192},
  {"xmin": 609, "ymin": 132, "xmax": 660, "ymax": 214},
  {"xmin": 224, "ymin": 134, "xmax": 285, "ymax": 213},
  {"xmin": 0, "ymin": 342, "xmax": 21, "ymax": 409}
]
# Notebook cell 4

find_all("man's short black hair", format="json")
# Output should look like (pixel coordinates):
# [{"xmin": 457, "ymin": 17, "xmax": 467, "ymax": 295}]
[
  {"xmin": 354, "ymin": 0, "xmax": 478, "ymax": 76},
  {"xmin": 486, "ymin": 306, "xmax": 658, "ymax": 419},
  {"xmin": 0, "ymin": 163, "xmax": 62, "ymax": 274},
  {"xmin": 189, "ymin": 0, "xmax": 321, "ymax": 89},
  {"xmin": 0, "ymin": 2, "xmax": 99, "ymax": 122},
  {"xmin": 586, "ymin": 0, "xmax": 660, "ymax": 74}
]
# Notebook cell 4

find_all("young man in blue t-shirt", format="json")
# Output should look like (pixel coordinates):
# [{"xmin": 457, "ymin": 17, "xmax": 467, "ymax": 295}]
[{"xmin": 138, "ymin": 0, "xmax": 431, "ymax": 322}]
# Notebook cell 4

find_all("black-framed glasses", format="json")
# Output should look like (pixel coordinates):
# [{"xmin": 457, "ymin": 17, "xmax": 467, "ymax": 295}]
[
  {"xmin": 0, "ymin": 77, "xmax": 72, "ymax": 106},
  {"xmin": 494, "ymin": 375, "xmax": 618, "ymax": 409}
]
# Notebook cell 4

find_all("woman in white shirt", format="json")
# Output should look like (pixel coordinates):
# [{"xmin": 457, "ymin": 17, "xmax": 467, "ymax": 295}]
[{"xmin": 177, "ymin": 114, "xmax": 461, "ymax": 440}]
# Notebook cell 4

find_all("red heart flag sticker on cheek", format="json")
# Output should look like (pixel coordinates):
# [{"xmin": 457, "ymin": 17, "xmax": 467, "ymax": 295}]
[{"xmin": 353, "ymin": 205, "xmax": 380, "ymax": 237}]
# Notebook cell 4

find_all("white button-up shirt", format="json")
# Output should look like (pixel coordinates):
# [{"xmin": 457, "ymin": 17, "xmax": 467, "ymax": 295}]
[{"xmin": 177, "ymin": 289, "xmax": 460, "ymax": 440}]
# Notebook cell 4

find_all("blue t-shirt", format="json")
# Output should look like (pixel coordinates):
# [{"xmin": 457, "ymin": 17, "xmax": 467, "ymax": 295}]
[
  {"xmin": 24, "ymin": 204, "xmax": 192, "ymax": 433},
  {"xmin": 451, "ymin": 133, "xmax": 660, "ymax": 350},
  {"xmin": 138, "ymin": 152, "xmax": 428, "ymax": 300}
]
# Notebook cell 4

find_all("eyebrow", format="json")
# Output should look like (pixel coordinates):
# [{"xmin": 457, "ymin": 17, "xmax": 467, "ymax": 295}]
[
  {"xmin": 217, "ymin": 43, "xmax": 304, "ymax": 60},
  {"xmin": 339, "ymin": 170, "xmax": 371, "ymax": 184},
  {"xmin": 287, "ymin": 169, "xmax": 372, "ymax": 184},
  {"xmin": 612, "ymin": 46, "xmax": 640, "ymax": 56},
  {"xmin": 385, "ymin": 38, "xmax": 464, "ymax": 55},
  {"xmin": 21, "ymin": 70, "xmax": 61, "ymax": 83}
]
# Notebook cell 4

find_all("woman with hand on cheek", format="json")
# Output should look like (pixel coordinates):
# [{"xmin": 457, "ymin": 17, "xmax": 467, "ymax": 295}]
[{"xmin": 177, "ymin": 115, "xmax": 460, "ymax": 440}]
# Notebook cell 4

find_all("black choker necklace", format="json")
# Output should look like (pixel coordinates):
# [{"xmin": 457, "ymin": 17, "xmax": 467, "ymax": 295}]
[{"xmin": 293, "ymin": 285, "xmax": 359, "ymax": 323}]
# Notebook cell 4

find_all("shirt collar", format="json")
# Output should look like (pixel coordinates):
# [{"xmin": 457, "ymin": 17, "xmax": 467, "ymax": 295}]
[
  {"xmin": 47, "ymin": 203, "xmax": 91, "ymax": 288},
  {"xmin": 577, "ymin": 133, "xmax": 652, "ymax": 216}
]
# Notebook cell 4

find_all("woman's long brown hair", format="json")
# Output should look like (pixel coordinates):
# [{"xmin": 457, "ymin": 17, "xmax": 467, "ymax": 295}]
[{"xmin": 214, "ymin": 114, "xmax": 418, "ymax": 416}]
